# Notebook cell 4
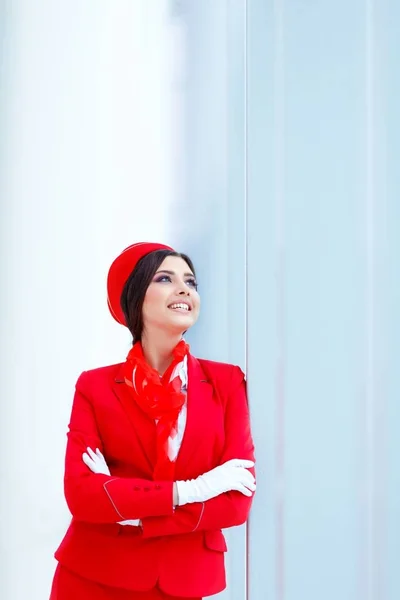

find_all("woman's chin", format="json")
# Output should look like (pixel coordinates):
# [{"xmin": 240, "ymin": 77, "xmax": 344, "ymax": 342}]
[{"xmin": 166, "ymin": 314, "xmax": 195, "ymax": 333}]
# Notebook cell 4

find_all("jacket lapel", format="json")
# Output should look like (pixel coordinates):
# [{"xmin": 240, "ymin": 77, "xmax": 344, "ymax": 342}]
[
  {"xmin": 175, "ymin": 354, "xmax": 214, "ymax": 475},
  {"xmin": 112, "ymin": 364, "xmax": 157, "ymax": 472}
]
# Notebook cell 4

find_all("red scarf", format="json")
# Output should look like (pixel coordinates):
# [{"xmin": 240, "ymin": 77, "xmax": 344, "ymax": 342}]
[{"xmin": 123, "ymin": 339, "xmax": 189, "ymax": 480}]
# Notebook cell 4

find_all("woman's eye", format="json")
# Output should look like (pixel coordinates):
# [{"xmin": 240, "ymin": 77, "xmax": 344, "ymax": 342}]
[
  {"xmin": 153, "ymin": 275, "xmax": 198, "ymax": 289},
  {"xmin": 186, "ymin": 279, "xmax": 198, "ymax": 289}
]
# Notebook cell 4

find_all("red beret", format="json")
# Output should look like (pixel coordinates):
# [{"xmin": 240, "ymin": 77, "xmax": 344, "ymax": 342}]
[{"xmin": 107, "ymin": 241, "xmax": 174, "ymax": 325}]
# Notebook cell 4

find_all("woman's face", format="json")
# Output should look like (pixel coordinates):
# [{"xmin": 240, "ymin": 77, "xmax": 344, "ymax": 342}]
[{"xmin": 142, "ymin": 255, "xmax": 200, "ymax": 337}]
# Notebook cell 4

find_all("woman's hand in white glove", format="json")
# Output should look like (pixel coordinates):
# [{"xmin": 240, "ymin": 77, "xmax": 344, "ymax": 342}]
[
  {"xmin": 82, "ymin": 447, "xmax": 140, "ymax": 527},
  {"xmin": 82, "ymin": 447, "xmax": 111, "ymax": 475},
  {"xmin": 176, "ymin": 458, "xmax": 255, "ymax": 506}
]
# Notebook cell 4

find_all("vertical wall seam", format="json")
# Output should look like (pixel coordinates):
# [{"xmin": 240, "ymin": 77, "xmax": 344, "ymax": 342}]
[
  {"xmin": 244, "ymin": 1, "xmax": 249, "ymax": 599},
  {"xmin": 365, "ymin": 0, "xmax": 377, "ymax": 599},
  {"xmin": 274, "ymin": 1, "xmax": 285, "ymax": 600}
]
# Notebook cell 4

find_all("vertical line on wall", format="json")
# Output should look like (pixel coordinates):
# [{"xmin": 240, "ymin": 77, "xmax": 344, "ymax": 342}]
[
  {"xmin": 244, "ymin": 7, "xmax": 249, "ymax": 398},
  {"xmin": 223, "ymin": 0, "xmax": 230, "ymax": 361},
  {"xmin": 365, "ymin": 0, "xmax": 376, "ymax": 598},
  {"xmin": 273, "ymin": 1, "xmax": 285, "ymax": 600},
  {"xmin": 244, "ymin": 1, "xmax": 249, "ymax": 599}
]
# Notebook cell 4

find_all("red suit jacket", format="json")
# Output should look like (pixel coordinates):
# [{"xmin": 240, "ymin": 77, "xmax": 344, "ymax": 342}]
[{"xmin": 54, "ymin": 355, "xmax": 255, "ymax": 597}]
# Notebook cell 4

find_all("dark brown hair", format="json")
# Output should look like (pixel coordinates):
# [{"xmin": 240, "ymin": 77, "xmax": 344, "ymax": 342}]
[{"xmin": 120, "ymin": 249, "xmax": 196, "ymax": 343}]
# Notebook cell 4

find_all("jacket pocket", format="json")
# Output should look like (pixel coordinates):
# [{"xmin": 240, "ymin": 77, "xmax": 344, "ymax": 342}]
[{"xmin": 204, "ymin": 530, "xmax": 227, "ymax": 552}]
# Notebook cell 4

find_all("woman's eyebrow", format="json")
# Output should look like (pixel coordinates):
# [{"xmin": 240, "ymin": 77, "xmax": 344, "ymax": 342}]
[{"xmin": 155, "ymin": 269, "xmax": 195, "ymax": 277}]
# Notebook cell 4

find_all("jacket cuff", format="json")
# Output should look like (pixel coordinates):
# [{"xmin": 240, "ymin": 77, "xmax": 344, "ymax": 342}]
[
  {"xmin": 103, "ymin": 478, "xmax": 174, "ymax": 520},
  {"xmin": 141, "ymin": 502, "xmax": 203, "ymax": 538}
]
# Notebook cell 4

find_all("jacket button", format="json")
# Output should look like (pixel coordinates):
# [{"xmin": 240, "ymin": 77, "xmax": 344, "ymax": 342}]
[
  {"xmin": 133, "ymin": 486, "xmax": 140, "ymax": 491},
  {"xmin": 144, "ymin": 486, "xmax": 150, "ymax": 492},
  {"xmin": 155, "ymin": 485, "xmax": 161, "ymax": 490}
]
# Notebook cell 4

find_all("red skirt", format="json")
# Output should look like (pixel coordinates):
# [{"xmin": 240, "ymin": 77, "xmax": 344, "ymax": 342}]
[{"xmin": 50, "ymin": 564, "xmax": 202, "ymax": 600}]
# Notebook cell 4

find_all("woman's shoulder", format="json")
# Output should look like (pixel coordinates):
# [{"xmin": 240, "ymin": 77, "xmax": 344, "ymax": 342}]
[
  {"xmin": 195, "ymin": 356, "xmax": 245, "ymax": 383},
  {"xmin": 75, "ymin": 362, "xmax": 124, "ymax": 389}
]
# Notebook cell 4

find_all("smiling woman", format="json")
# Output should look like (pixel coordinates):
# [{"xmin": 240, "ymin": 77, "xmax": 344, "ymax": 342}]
[{"xmin": 49, "ymin": 242, "xmax": 256, "ymax": 600}]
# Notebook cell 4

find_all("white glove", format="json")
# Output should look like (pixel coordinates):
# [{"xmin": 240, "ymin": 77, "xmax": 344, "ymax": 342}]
[
  {"xmin": 82, "ymin": 447, "xmax": 140, "ymax": 527},
  {"xmin": 176, "ymin": 458, "xmax": 256, "ymax": 506},
  {"xmin": 82, "ymin": 447, "xmax": 111, "ymax": 475}
]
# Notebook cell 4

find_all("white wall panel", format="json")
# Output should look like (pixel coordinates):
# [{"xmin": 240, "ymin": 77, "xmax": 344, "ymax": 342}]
[{"xmin": 0, "ymin": 2, "xmax": 179, "ymax": 597}]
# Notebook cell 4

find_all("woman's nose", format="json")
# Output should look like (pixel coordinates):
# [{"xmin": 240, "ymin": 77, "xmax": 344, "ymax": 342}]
[{"xmin": 178, "ymin": 286, "xmax": 190, "ymax": 296}]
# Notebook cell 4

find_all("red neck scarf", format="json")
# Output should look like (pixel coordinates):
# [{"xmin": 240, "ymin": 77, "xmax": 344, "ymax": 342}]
[{"xmin": 123, "ymin": 339, "xmax": 189, "ymax": 480}]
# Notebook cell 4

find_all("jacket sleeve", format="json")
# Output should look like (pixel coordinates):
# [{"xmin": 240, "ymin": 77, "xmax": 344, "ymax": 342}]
[
  {"xmin": 141, "ymin": 365, "xmax": 255, "ymax": 538},
  {"xmin": 64, "ymin": 372, "xmax": 174, "ymax": 523}
]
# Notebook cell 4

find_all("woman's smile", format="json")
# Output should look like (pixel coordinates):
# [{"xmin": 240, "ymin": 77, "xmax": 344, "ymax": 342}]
[{"xmin": 168, "ymin": 302, "xmax": 191, "ymax": 312}]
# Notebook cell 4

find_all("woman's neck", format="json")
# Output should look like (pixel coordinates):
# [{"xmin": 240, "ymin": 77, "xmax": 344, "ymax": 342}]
[{"xmin": 140, "ymin": 331, "xmax": 183, "ymax": 375}]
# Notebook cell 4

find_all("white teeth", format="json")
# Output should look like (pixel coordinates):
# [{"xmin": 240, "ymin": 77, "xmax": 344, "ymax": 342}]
[{"xmin": 169, "ymin": 303, "xmax": 190, "ymax": 311}]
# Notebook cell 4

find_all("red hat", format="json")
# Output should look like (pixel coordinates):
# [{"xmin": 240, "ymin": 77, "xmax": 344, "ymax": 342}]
[{"xmin": 107, "ymin": 241, "xmax": 174, "ymax": 325}]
